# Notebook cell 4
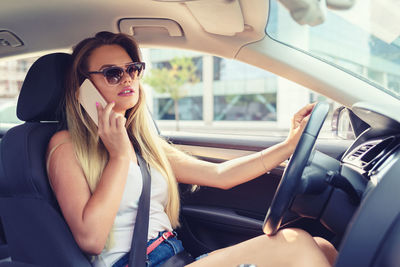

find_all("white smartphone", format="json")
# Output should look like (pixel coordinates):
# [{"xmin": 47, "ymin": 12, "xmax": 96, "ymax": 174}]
[{"xmin": 78, "ymin": 79, "xmax": 107, "ymax": 126}]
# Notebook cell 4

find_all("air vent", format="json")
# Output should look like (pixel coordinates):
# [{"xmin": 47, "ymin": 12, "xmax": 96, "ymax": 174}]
[
  {"xmin": 345, "ymin": 137, "xmax": 395, "ymax": 169},
  {"xmin": 350, "ymin": 144, "xmax": 374, "ymax": 158},
  {"xmin": 362, "ymin": 137, "xmax": 395, "ymax": 163},
  {"xmin": 347, "ymin": 142, "xmax": 378, "ymax": 163}
]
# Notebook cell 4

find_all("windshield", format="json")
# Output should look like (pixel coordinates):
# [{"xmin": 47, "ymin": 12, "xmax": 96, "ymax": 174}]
[{"xmin": 266, "ymin": 0, "xmax": 400, "ymax": 99}]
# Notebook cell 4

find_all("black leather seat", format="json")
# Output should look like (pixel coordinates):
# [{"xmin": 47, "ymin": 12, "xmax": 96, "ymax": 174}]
[{"xmin": 0, "ymin": 53, "xmax": 92, "ymax": 267}]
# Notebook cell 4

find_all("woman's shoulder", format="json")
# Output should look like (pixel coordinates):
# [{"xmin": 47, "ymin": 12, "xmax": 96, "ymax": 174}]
[
  {"xmin": 46, "ymin": 130, "xmax": 74, "ymax": 172},
  {"xmin": 48, "ymin": 130, "xmax": 72, "ymax": 149}
]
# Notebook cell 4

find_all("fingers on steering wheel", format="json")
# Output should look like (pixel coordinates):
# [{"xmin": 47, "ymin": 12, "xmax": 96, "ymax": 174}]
[
  {"xmin": 301, "ymin": 114, "xmax": 311, "ymax": 128},
  {"xmin": 294, "ymin": 103, "xmax": 316, "ymax": 127},
  {"xmin": 298, "ymin": 102, "xmax": 316, "ymax": 117}
]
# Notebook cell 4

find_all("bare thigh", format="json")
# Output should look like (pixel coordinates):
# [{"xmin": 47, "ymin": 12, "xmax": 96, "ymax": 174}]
[{"xmin": 186, "ymin": 228, "xmax": 331, "ymax": 267}]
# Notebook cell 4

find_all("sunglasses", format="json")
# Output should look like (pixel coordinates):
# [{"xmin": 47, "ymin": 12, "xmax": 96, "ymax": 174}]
[{"xmin": 88, "ymin": 62, "xmax": 146, "ymax": 85}]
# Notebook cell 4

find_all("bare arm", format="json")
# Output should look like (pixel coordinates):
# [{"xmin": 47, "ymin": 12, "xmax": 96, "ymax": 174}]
[
  {"xmin": 168, "ymin": 103, "xmax": 315, "ymax": 189},
  {"xmin": 47, "ymin": 103, "xmax": 133, "ymax": 255},
  {"xmin": 165, "ymin": 141, "xmax": 292, "ymax": 189}
]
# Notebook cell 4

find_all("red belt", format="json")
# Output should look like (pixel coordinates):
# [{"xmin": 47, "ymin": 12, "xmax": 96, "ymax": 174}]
[
  {"xmin": 147, "ymin": 231, "xmax": 175, "ymax": 255},
  {"xmin": 123, "ymin": 231, "xmax": 175, "ymax": 267}
]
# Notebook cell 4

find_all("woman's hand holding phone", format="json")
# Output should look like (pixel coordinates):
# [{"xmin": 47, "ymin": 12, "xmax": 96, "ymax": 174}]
[
  {"xmin": 78, "ymin": 79, "xmax": 108, "ymax": 126},
  {"xmin": 96, "ymin": 102, "xmax": 132, "ymax": 160},
  {"xmin": 78, "ymin": 79, "xmax": 132, "ymax": 159}
]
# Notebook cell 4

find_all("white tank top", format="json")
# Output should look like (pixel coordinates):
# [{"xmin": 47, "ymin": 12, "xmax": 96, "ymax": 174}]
[{"xmin": 92, "ymin": 161, "xmax": 173, "ymax": 267}]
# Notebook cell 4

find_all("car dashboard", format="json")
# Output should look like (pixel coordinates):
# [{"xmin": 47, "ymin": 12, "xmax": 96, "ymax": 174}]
[
  {"xmin": 330, "ymin": 105, "xmax": 400, "ymax": 266},
  {"xmin": 341, "ymin": 134, "xmax": 400, "ymax": 196}
]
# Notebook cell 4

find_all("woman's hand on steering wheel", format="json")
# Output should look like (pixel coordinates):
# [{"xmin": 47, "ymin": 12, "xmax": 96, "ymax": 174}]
[
  {"xmin": 263, "ymin": 102, "xmax": 330, "ymax": 236},
  {"xmin": 285, "ymin": 103, "xmax": 316, "ymax": 150}
]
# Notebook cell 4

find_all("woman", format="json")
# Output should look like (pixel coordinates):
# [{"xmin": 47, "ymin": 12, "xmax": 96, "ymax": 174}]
[{"xmin": 46, "ymin": 31, "xmax": 337, "ymax": 267}]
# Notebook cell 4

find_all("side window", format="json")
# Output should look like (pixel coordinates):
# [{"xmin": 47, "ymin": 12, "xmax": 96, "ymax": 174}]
[
  {"xmin": 1, "ymin": 51, "xmax": 350, "ymax": 140},
  {"xmin": 0, "ymin": 57, "xmax": 37, "ymax": 127},
  {"xmin": 142, "ymin": 49, "xmax": 350, "ymax": 139}
]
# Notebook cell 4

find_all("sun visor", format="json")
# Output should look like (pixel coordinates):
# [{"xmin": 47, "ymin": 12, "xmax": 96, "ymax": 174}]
[{"xmin": 184, "ymin": 0, "xmax": 245, "ymax": 36}]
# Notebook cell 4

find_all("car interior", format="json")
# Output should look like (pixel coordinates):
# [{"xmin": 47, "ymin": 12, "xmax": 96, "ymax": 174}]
[{"xmin": 1, "ymin": 0, "xmax": 400, "ymax": 266}]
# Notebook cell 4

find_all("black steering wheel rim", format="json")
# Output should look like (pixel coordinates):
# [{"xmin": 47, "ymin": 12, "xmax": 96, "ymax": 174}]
[{"xmin": 263, "ymin": 102, "xmax": 330, "ymax": 235}]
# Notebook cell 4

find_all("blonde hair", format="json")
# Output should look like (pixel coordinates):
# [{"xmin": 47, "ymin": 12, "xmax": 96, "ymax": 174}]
[{"xmin": 65, "ymin": 32, "xmax": 180, "ymax": 248}]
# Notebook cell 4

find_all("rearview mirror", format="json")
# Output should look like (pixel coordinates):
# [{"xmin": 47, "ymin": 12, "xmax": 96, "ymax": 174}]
[
  {"xmin": 278, "ymin": 0, "xmax": 326, "ymax": 26},
  {"xmin": 326, "ymin": 0, "xmax": 356, "ymax": 10},
  {"xmin": 278, "ymin": 0, "xmax": 356, "ymax": 26}
]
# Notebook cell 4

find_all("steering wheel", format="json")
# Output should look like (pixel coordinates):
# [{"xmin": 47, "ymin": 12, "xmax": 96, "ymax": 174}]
[{"xmin": 263, "ymin": 102, "xmax": 330, "ymax": 235}]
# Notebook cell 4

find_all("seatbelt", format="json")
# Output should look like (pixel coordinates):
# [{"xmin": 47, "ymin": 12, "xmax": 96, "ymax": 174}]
[{"xmin": 128, "ymin": 152, "xmax": 151, "ymax": 267}]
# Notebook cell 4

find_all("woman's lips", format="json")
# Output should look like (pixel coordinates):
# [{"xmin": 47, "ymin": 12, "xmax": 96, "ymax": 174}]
[{"xmin": 118, "ymin": 87, "xmax": 135, "ymax": 96}]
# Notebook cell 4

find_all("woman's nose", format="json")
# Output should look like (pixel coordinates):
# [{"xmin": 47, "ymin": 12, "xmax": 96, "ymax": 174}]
[{"xmin": 120, "ymin": 71, "xmax": 133, "ymax": 85}]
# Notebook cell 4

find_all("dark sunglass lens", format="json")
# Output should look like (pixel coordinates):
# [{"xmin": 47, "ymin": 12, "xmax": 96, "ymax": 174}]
[
  {"xmin": 105, "ymin": 67, "xmax": 123, "ymax": 84},
  {"xmin": 126, "ymin": 64, "xmax": 137, "ymax": 77},
  {"xmin": 127, "ymin": 63, "xmax": 143, "ymax": 77}
]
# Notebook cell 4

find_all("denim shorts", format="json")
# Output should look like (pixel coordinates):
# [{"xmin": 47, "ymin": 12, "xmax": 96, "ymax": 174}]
[{"xmin": 112, "ymin": 231, "xmax": 184, "ymax": 267}]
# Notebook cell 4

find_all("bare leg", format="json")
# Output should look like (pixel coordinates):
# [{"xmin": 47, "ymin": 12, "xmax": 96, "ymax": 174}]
[
  {"xmin": 186, "ymin": 228, "xmax": 331, "ymax": 267},
  {"xmin": 313, "ymin": 237, "xmax": 338, "ymax": 266}
]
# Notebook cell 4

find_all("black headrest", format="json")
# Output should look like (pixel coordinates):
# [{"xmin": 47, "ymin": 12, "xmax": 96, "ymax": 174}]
[{"xmin": 17, "ymin": 53, "xmax": 72, "ymax": 122}]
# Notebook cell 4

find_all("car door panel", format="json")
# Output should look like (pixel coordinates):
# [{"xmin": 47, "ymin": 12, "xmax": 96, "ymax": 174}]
[{"xmin": 165, "ymin": 133, "xmax": 351, "ymax": 256}]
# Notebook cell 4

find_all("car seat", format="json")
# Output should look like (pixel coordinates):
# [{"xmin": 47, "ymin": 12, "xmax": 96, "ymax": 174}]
[{"xmin": 0, "ymin": 53, "xmax": 92, "ymax": 267}]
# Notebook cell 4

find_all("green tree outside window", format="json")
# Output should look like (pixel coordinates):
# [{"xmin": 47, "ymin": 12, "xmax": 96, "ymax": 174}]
[{"xmin": 144, "ymin": 57, "xmax": 198, "ymax": 131}]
